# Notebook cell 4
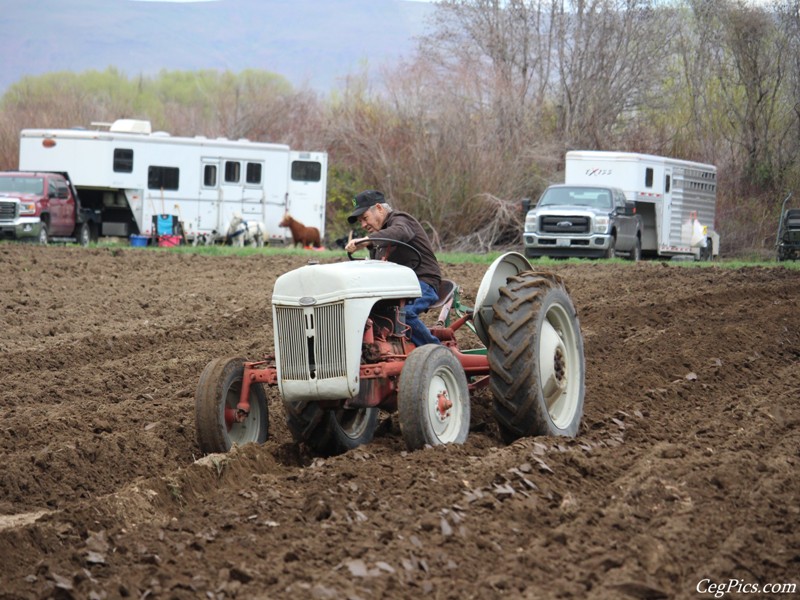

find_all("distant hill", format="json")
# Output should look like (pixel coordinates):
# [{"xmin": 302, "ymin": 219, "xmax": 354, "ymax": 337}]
[{"xmin": 2, "ymin": 0, "xmax": 435, "ymax": 94}]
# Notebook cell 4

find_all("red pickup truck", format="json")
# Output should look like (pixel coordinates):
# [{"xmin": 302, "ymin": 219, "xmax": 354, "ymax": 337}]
[{"xmin": 0, "ymin": 171, "xmax": 100, "ymax": 245}]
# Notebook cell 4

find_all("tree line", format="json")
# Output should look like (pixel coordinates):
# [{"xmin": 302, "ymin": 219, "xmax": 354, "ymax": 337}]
[{"xmin": 1, "ymin": 0, "xmax": 797, "ymax": 256}]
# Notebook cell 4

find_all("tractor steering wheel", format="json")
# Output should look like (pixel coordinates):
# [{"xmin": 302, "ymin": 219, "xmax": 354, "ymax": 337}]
[{"xmin": 347, "ymin": 237, "xmax": 423, "ymax": 272}]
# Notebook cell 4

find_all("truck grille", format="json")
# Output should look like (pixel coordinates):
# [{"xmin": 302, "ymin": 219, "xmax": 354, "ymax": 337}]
[
  {"xmin": 0, "ymin": 200, "xmax": 17, "ymax": 221},
  {"xmin": 275, "ymin": 302, "xmax": 347, "ymax": 381},
  {"xmin": 540, "ymin": 215, "xmax": 590, "ymax": 234}
]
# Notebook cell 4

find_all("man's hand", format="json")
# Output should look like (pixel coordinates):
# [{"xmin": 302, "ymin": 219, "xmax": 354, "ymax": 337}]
[{"xmin": 345, "ymin": 236, "xmax": 371, "ymax": 254}]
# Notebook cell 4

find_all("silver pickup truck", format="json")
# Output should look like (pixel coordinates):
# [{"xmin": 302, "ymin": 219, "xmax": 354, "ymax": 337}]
[{"xmin": 523, "ymin": 184, "xmax": 642, "ymax": 259}]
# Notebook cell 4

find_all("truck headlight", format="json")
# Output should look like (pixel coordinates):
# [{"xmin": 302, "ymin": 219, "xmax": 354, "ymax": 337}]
[
  {"xmin": 524, "ymin": 218, "xmax": 537, "ymax": 233},
  {"xmin": 593, "ymin": 215, "xmax": 610, "ymax": 234},
  {"xmin": 19, "ymin": 202, "xmax": 37, "ymax": 215}
]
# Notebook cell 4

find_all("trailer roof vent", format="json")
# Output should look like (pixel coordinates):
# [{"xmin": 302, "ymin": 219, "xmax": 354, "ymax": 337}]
[{"xmin": 109, "ymin": 119, "xmax": 152, "ymax": 135}]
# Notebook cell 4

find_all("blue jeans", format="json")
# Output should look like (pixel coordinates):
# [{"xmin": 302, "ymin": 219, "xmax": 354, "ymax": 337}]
[{"xmin": 405, "ymin": 281, "xmax": 441, "ymax": 347}]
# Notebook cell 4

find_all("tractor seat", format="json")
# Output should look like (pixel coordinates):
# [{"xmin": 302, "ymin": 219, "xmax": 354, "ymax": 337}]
[{"xmin": 429, "ymin": 279, "xmax": 456, "ymax": 310}]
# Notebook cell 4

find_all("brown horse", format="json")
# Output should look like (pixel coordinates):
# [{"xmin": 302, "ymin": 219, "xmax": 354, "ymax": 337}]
[{"xmin": 279, "ymin": 213, "xmax": 322, "ymax": 248}]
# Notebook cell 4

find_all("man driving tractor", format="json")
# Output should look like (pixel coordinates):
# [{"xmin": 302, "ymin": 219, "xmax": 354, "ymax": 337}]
[{"xmin": 345, "ymin": 189, "xmax": 442, "ymax": 347}]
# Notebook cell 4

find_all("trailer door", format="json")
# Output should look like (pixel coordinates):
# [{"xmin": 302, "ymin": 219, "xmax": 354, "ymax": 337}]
[
  {"xmin": 198, "ymin": 159, "xmax": 222, "ymax": 233},
  {"xmin": 219, "ymin": 159, "xmax": 245, "ymax": 231},
  {"xmin": 287, "ymin": 152, "xmax": 327, "ymax": 239},
  {"xmin": 660, "ymin": 167, "xmax": 673, "ymax": 253},
  {"xmin": 242, "ymin": 160, "xmax": 266, "ymax": 223}
]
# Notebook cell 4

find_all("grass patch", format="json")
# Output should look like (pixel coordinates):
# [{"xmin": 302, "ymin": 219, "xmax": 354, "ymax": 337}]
[{"xmin": 24, "ymin": 238, "xmax": 800, "ymax": 269}]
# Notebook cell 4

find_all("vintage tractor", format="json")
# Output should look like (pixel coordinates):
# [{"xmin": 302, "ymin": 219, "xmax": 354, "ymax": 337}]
[
  {"xmin": 195, "ymin": 244, "xmax": 585, "ymax": 456},
  {"xmin": 776, "ymin": 193, "xmax": 800, "ymax": 262}
]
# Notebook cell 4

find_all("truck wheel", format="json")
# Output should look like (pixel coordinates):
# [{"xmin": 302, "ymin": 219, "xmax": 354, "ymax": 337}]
[
  {"xmin": 604, "ymin": 235, "xmax": 616, "ymax": 259},
  {"xmin": 284, "ymin": 400, "xmax": 378, "ymax": 457},
  {"xmin": 38, "ymin": 222, "xmax": 49, "ymax": 245},
  {"xmin": 628, "ymin": 236, "xmax": 642, "ymax": 261},
  {"xmin": 195, "ymin": 357, "xmax": 269, "ymax": 454},
  {"xmin": 398, "ymin": 344, "xmax": 470, "ymax": 451},
  {"xmin": 488, "ymin": 272, "xmax": 585, "ymax": 442},
  {"xmin": 77, "ymin": 222, "xmax": 91, "ymax": 247}
]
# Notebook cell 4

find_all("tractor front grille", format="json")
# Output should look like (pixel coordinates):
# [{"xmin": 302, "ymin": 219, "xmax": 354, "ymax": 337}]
[{"xmin": 275, "ymin": 302, "xmax": 347, "ymax": 381}]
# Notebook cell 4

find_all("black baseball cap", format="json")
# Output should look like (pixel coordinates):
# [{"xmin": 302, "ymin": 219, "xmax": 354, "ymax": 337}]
[{"xmin": 348, "ymin": 190, "xmax": 384, "ymax": 223}]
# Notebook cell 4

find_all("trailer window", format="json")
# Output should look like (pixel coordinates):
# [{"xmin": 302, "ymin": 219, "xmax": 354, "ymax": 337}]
[
  {"xmin": 665, "ymin": 174, "xmax": 671, "ymax": 193},
  {"xmin": 114, "ymin": 148, "xmax": 134, "ymax": 173},
  {"xmin": 246, "ymin": 162, "xmax": 262, "ymax": 184},
  {"xmin": 645, "ymin": 168, "xmax": 654, "ymax": 188},
  {"xmin": 203, "ymin": 164, "xmax": 217, "ymax": 188},
  {"xmin": 291, "ymin": 160, "xmax": 322, "ymax": 182},
  {"xmin": 148, "ymin": 166, "xmax": 179, "ymax": 191},
  {"xmin": 224, "ymin": 161, "xmax": 241, "ymax": 183}
]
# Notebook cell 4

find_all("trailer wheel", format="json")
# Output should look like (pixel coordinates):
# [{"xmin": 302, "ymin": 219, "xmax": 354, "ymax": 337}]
[
  {"xmin": 284, "ymin": 400, "xmax": 378, "ymax": 457},
  {"xmin": 195, "ymin": 357, "xmax": 269, "ymax": 453},
  {"xmin": 488, "ymin": 272, "xmax": 585, "ymax": 442},
  {"xmin": 398, "ymin": 344, "xmax": 470, "ymax": 451}
]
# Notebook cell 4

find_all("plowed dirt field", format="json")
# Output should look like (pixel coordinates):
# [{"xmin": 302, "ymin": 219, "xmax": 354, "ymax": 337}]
[{"xmin": 1, "ymin": 245, "xmax": 798, "ymax": 600}]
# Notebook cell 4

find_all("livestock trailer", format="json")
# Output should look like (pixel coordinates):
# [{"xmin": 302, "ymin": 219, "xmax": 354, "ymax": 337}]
[
  {"xmin": 564, "ymin": 151, "xmax": 719, "ymax": 259},
  {"xmin": 18, "ymin": 119, "xmax": 327, "ymax": 244}
]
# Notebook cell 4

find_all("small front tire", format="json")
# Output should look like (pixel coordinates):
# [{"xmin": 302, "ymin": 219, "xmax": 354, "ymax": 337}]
[{"xmin": 398, "ymin": 344, "xmax": 471, "ymax": 451}]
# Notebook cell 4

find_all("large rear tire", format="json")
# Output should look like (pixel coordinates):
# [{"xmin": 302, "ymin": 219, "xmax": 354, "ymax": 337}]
[
  {"xmin": 284, "ymin": 400, "xmax": 378, "ymax": 457},
  {"xmin": 488, "ymin": 272, "xmax": 585, "ymax": 443},
  {"xmin": 398, "ymin": 344, "xmax": 470, "ymax": 451},
  {"xmin": 195, "ymin": 357, "xmax": 269, "ymax": 453}
]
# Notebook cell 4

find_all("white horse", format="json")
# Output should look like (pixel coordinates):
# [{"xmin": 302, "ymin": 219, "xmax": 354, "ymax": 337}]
[{"xmin": 226, "ymin": 213, "xmax": 266, "ymax": 247}]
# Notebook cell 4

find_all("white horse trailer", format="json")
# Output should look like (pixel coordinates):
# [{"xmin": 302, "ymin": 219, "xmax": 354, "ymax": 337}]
[
  {"xmin": 18, "ymin": 119, "xmax": 327, "ymax": 244},
  {"xmin": 564, "ymin": 151, "xmax": 719, "ymax": 259}
]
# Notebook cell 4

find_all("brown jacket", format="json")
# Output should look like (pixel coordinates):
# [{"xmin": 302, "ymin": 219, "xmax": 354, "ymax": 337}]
[{"xmin": 368, "ymin": 210, "xmax": 441, "ymax": 292}]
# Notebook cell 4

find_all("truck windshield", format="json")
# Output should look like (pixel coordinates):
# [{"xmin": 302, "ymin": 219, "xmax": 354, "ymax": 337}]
[
  {"xmin": 0, "ymin": 177, "xmax": 45, "ymax": 195},
  {"xmin": 538, "ymin": 187, "xmax": 613, "ymax": 209}
]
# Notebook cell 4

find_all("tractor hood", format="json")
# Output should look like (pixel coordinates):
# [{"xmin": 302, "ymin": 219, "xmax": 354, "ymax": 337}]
[{"xmin": 272, "ymin": 259, "xmax": 421, "ymax": 306}]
